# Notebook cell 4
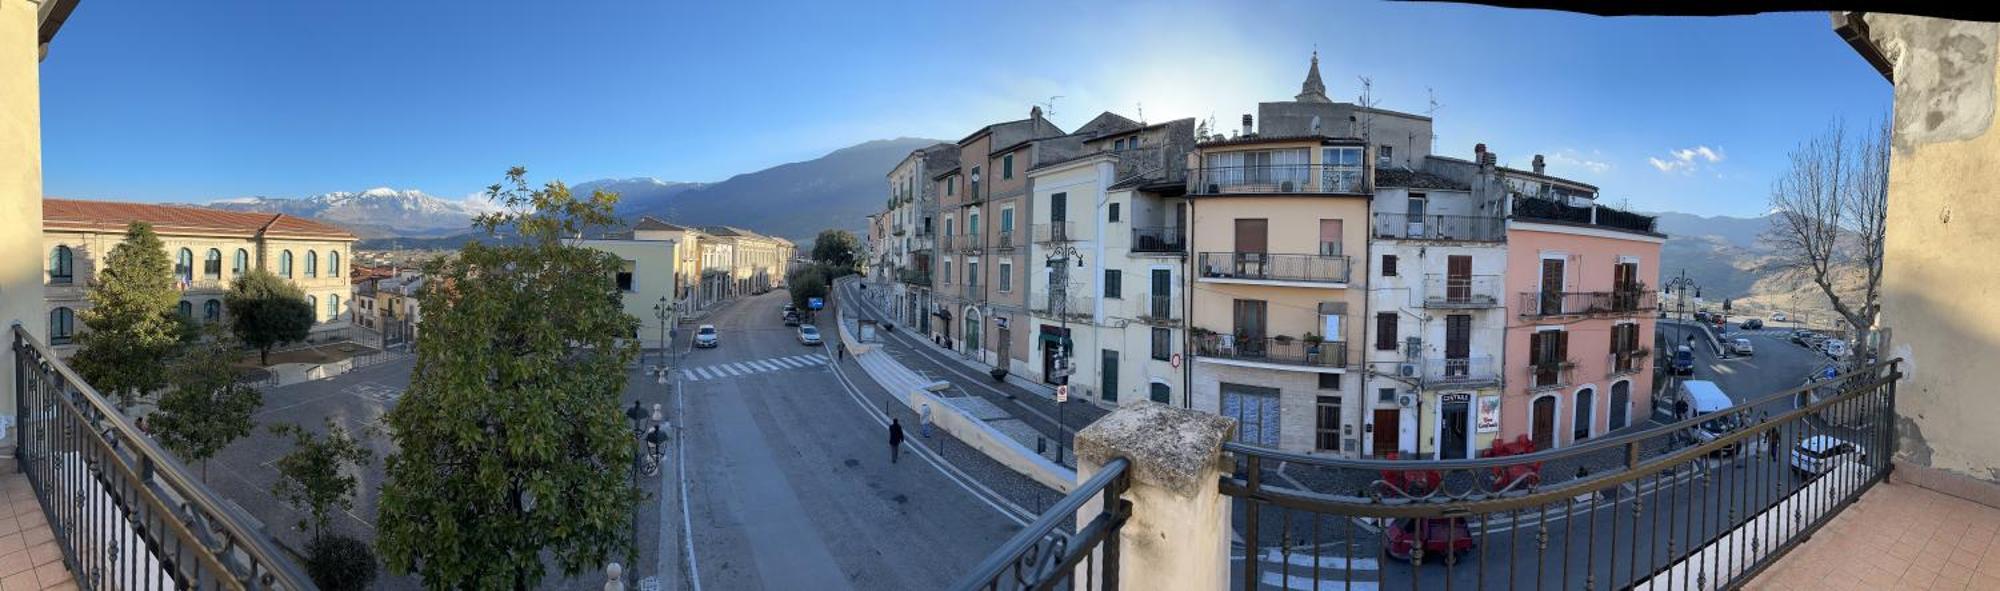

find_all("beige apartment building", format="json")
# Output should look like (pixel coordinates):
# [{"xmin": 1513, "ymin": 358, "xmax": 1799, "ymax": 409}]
[
  {"xmin": 698, "ymin": 225, "xmax": 792, "ymax": 297},
  {"xmin": 1186, "ymin": 62, "xmax": 1374, "ymax": 453},
  {"xmin": 885, "ymin": 143, "xmax": 956, "ymax": 335},
  {"xmin": 42, "ymin": 199, "xmax": 357, "ymax": 352}
]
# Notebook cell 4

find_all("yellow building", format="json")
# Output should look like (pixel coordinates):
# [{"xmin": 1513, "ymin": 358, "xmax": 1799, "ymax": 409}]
[
  {"xmin": 580, "ymin": 232, "xmax": 683, "ymax": 351},
  {"xmin": 42, "ymin": 199, "xmax": 357, "ymax": 351},
  {"xmin": 699, "ymin": 225, "xmax": 793, "ymax": 297}
]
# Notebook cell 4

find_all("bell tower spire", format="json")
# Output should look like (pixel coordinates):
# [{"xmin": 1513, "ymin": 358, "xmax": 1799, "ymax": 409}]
[{"xmin": 1296, "ymin": 50, "xmax": 1331, "ymax": 103}]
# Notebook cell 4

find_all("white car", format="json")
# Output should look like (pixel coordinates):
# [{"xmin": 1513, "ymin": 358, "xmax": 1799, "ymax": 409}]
[
  {"xmin": 796, "ymin": 324, "xmax": 822, "ymax": 346},
  {"xmin": 1791, "ymin": 435, "xmax": 1866, "ymax": 476},
  {"xmin": 1772, "ymin": 312, "xmax": 1788, "ymax": 322},
  {"xmin": 694, "ymin": 324, "xmax": 719, "ymax": 348},
  {"xmin": 1822, "ymin": 339, "xmax": 1849, "ymax": 358},
  {"xmin": 1731, "ymin": 338, "xmax": 1754, "ymax": 356}
]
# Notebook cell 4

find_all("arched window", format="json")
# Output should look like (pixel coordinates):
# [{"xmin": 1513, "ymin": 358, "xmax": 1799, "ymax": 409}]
[
  {"xmin": 49, "ymin": 308, "xmax": 75, "ymax": 344},
  {"xmin": 306, "ymin": 295, "xmax": 317, "ymax": 321},
  {"xmin": 1610, "ymin": 381, "xmax": 1632, "ymax": 431},
  {"xmin": 204, "ymin": 248, "xmax": 222, "ymax": 279},
  {"xmin": 1574, "ymin": 387, "xmax": 1596, "ymax": 443},
  {"xmin": 280, "ymin": 251, "xmax": 294, "ymax": 277},
  {"xmin": 329, "ymin": 251, "xmax": 341, "ymax": 277},
  {"xmin": 328, "ymin": 294, "xmax": 341, "ymax": 320},
  {"xmin": 234, "ymin": 249, "xmax": 249, "ymax": 276},
  {"xmin": 177, "ymin": 248, "xmax": 194, "ymax": 283},
  {"xmin": 49, "ymin": 246, "xmax": 73, "ymax": 283},
  {"xmin": 177, "ymin": 300, "xmax": 193, "ymax": 318},
  {"xmin": 305, "ymin": 250, "xmax": 318, "ymax": 278},
  {"xmin": 204, "ymin": 299, "xmax": 221, "ymax": 322}
]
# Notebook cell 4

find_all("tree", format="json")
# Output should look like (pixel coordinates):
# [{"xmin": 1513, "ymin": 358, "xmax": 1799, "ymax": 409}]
[
  {"xmin": 269, "ymin": 419, "xmax": 372, "ymax": 541},
  {"xmin": 811, "ymin": 229, "xmax": 861, "ymax": 271},
  {"xmin": 226, "ymin": 268, "xmax": 315, "ymax": 365},
  {"xmin": 70, "ymin": 221, "xmax": 182, "ymax": 406},
  {"xmin": 151, "ymin": 326, "xmax": 263, "ymax": 481},
  {"xmin": 787, "ymin": 265, "xmax": 829, "ymax": 312},
  {"xmin": 377, "ymin": 168, "xmax": 641, "ymax": 590},
  {"xmin": 303, "ymin": 534, "xmax": 380, "ymax": 591},
  {"xmin": 1764, "ymin": 119, "xmax": 1889, "ymax": 366}
]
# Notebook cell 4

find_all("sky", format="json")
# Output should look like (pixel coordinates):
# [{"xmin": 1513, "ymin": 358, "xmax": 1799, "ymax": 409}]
[{"xmin": 37, "ymin": 0, "xmax": 1890, "ymax": 218}]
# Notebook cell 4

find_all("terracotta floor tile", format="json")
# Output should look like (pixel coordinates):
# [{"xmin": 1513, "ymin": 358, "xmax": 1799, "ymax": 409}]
[
  {"xmin": 0, "ymin": 570, "xmax": 32, "ymax": 591},
  {"xmin": 30, "ymin": 563, "xmax": 64, "ymax": 589},
  {"xmin": 0, "ymin": 551, "xmax": 31, "ymax": 579}
]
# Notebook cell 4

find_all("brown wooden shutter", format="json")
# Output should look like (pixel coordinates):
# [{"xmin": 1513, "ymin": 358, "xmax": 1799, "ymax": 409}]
[
  {"xmin": 1376, "ymin": 313, "xmax": 1398, "ymax": 350},
  {"xmin": 1235, "ymin": 219, "xmax": 1268, "ymax": 253},
  {"xmin": 1555, "ymin": 330, "xmax": 1569, "ymax": 363},
  {"xmin": 1529, "ymin": 331, "xmax": 1545, "ymax": 366}
]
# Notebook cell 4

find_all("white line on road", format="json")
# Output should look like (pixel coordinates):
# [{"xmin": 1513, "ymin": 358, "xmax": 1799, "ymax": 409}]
[
  {"xmin": 1264, "ymin": 548, "xmax": 1380, "ymax": 570},
  {"xmin": 1260, "ymin": 570, "xmax": 1379, "ymax": 591},
  {"xmin": 774, "ymin": 357, "xmax": 807, "ymax": 368}
]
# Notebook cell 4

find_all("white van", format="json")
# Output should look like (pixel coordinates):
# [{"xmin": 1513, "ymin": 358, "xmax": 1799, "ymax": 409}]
[{"xmin": 1679, "ymin": 380, "xmax": 1741, "ymax": 453}]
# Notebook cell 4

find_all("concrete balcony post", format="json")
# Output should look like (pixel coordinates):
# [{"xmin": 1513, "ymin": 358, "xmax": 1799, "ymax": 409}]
[{"xmin": 1072, "ymin": 402, "xmax": 1236, "ymax": 590}]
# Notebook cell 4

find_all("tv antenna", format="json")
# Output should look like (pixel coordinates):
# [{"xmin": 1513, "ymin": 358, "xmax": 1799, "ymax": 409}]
[
  {"xmin": 1135, "ymin": 102, "xmax": 1146, "ymax": 125},
  {"xmin": 1041, "ymin": 95, "xmax": 1064, "ymax": 121},
  {"xmin": 1427, "ymin": 88, "xmax": 1444, "ymax": 145}
]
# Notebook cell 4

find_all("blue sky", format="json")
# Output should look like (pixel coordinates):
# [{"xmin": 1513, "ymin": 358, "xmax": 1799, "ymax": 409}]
[{"xmin": 38, "ymin": 0, "xmax": 1889, "ymax": 217}]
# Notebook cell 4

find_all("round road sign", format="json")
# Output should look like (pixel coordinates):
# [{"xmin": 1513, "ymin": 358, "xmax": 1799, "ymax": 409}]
[
  {"xmin": 1170, "ymin": 353, "xmax": 1183, "ymax": 369},
  {"xmin": 1056, "ymin": 384, "xmax": 1070, "ymax": 403}
]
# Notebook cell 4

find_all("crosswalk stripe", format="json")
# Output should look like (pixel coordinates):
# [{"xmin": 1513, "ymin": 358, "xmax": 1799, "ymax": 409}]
[
  {"xmin": 689, "ymin": 368, "xmax": 710, "ymax": 380},
  {"xmin": 730, "ymin": 363, "xmax": 755, "ymax": 374},
  {"xmin": 804, "ymin": 355, "xmax": 827, "ymax": 365},
  {"xmin": 775, "ymin": 357, "xmax": 806, "ymax": 368},
  {"xmin": 1258, "ymin": 570, "xmax": 1378, "ymax": 591},
  {"xmin": 751, "ymin": 361, "xmax": 778, "ymax": 372},
  {"xmin": 715, "ymin": 365, "xmax": 739, "ymax": 377},
  {"xmin": 685, "ymin": 370, "xmax": 702, "ymax": 382}
]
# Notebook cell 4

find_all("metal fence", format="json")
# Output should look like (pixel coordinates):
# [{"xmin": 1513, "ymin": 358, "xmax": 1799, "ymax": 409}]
[
  {"xmin": 1373, "ymin": 214, "xmax": 1507, "ymax": 242},
  {"xmin": 1519, "ymin": 290, "xmax": 1660, "ymax": 317},
  {"xmin": 950, "ymin": 458, "xmax": 1131, "ymax": 591},
  {"xmin": 1129, "ymin": 226, "xmax": 1185, "ymax": 254},
  {"xmin": 1188, "ymin": 165, "xmax": 1369, "ymax": 195},
  {"xmin": 1193, "ymin": 333, "xmax": 1349, "ymax": 369},
  {"xmin": 1197, "ymin": 252, "xmax": 1352, "ymax": 284},
  {"xmin": 11, "ymin": 325, "xmax": 315, "ymax": 590},
  {"xmin": 1220, "ymin": 359, "xmax": 1899, "ymax": 590}
]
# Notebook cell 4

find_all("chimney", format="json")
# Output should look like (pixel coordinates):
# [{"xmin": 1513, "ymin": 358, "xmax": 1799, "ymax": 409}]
[
  {"xmin": 1241, "ymin": 114, "xmax": 1254, "ymax": 137},
  {"xmin": 1031, "ymin": 105, "xmax": 1043, "ymax": 120},
  {"xmin": 1474, "ymin": 143, "xmax": 1486, "ymax": 161},
  {"xmin": 1475, "ymin": 143, "xmax": 1497, "ymax": 171},
  {"xmin": 1533, "ymin": 154, "xmax": 1546, "ymax": 175}
]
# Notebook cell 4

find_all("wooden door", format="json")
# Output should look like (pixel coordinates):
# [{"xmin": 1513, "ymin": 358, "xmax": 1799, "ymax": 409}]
[
  {"xmin": 1445, "ymin": 315, "xmax": 1471, "ymax": 377},
  {"xmin": 1532, "ymin": 397, "xmax": 1557, "ymax": 450},
  {"xmin": 1447, "ymin": 255, "xmax": 1473, "ymax": 303},
  {"xmin": 1373, "ymin": 409, "xmax": 1401, "ymax": 457},
  {"xmin": 1539, "ymin": 258, "xmax": 1565, "ymax": 314},
  {"xmin": 1234, "ymin": 219, "xmax": 1268, "ymax": 277}
]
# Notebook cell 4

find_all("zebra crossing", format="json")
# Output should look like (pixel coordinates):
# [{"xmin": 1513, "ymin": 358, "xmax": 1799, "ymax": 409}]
[{"xmin": 682, "ymin": 354, "xmax": 830, "ymax": 381}]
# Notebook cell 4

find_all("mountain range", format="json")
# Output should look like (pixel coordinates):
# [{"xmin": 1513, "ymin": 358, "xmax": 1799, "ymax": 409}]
[{"xmin": 201, "ymin": 188, "xmax": 497, "ymax": 239}]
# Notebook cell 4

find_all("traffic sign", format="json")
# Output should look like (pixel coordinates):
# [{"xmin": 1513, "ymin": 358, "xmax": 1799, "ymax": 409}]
[
  {"xmin": 1823, "ymin": 367, "xmax": 1837, "ymax": 380},
  {"xmin": 808, "ymin": 297, "xmax": 825, "ymax": 310},
  {"xmin": 1169, "ymin": 353, "xmax": 1183, "ymax": 369},
  {"xmin": 1056, "ymin": 385, "xmax": 1069, "ymax": 403}
]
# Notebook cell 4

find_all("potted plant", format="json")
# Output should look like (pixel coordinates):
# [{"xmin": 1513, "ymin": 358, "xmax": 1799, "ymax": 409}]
[{"xmin": 990, "ymin": 366, "xmax": 1009, "ymax": 382}]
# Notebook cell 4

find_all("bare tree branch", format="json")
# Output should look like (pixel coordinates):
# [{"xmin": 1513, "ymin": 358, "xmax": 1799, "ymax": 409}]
[{"xmin": 1761, "ymin": 118, "xmax": 1890, "ymax": 365}]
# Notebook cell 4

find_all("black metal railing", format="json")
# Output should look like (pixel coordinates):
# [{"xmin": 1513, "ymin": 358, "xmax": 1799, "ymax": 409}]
[
  {"xmin": 11, "ymin": 325, "xmax": 315, "ymax": 589},
  {"xmin": 960, "ymin": 233, "xmax": 987, "ymax": 253},
  {"xmin": 1373, "ymin": 213, "xmax": 1506, "ymax": 242},
  {"xmin": 1519, "ymin": 290, "xmax": 1659, "ymax": 317},
  {"xmin": 1197, "ymin": 252, "xmax": 1351, "ymax": 284},
  {"xmin": 1129, "ymin": 226, "xmax": 1185, "ymax": 254},
  {"xmin": 899, "ymin": 267, "xmax": 932, "ymax": 287},
  {"xmin": 1424, "ymin": 274, "xmax": 1502, "ymax": 309},
  {"xmin": 1030, "ymin": 290, "xmax": 1092, "ymax": 320},
  {"xmin": 951, "ymin": 457, "xmax": 1132, "ymax": 591},
  {"xmin": 1513, "ymin": 196, "xmax": 1658, "ymax": 234},
  {"xmin": 1139, "ymin": 293, "xmax": 1176, "ymax": 325},
  {"xmin": 1188, "ymin": 164, "xmax": 1369, "ymax": 195},
  {"xmin": 942, "ymin": 234, "xmax": 956, "ymax": 251},
  {"xmin": 1422, "ymin": 356, "xmax": 1500, "ymax": 389},
  {"xmin": 1034, "ymin": 222, "xmax": 1078, "ymax": 244},
  {"xmin": 1193, "ymin": 333, "xmax": 1349, "ymax": 368},
  {"xmin": 995, "ymin": 230, "xmax": 1017, "ymax": 251},
  {"xmin": 1221, "ymin": 360, "xmax": 1899, "ymax": 591},
  {"xmin": 1526, "ymin": 360, "xmax": 1576, "ymax": 391}
]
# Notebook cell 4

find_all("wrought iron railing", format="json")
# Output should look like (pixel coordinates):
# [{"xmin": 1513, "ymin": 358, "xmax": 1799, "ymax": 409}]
[
  {"xmin": 1128, "ymin": 226, "xmax": 1185, "ymax": 254},
  {"xmin": 1197, "ymin": 252, "xmax": 1351, "ymax": 284},
  {"xmin": 941, "ymin": 234, "xmax": 956, "ymax": 251},
  {"xmin": 1519, "ymin": 290, "xmax": 1659, "ymax": 317},
  {"xmin": 1220, "ymin": 359, "xmax": 1899, "ymax": 591},
  {"xmin": 960, "ymin": 233, "xmax": 987, "ymax": 253},
  {"xmin": 1033, "ymin": 222, "xmax": 1078, "ymax": 244},
  {"xmin": 1373, "ymin": 213, "xmax": 1506, "ymax": 242},
  {"xmin": 950, "ymin": 457, "xmax": 1132, "ymax": 591},
  {"xmin": 11, "ymin": 325, "xmax": 315, "ymax": 589},
  {"xmin": 1424, "ymin": 274, "xmax": 1502, "ymax": 309},
  {"xmin": 1137, "ymin": 292, "xmax": 1176, "ymax": 325},
  {"xmin": 995, "ymin": 230, "xmax": 1017, "ymax": 251},
  {"xmin": 1030, "ymin": 290, "xmax": 1092, "ymax": 320},
  {"xmin": 1188, "ymin": 164, "xmax": 1369, "ymax": 195},
  {"xmin": 1422, "ymin": 356, "xmax": 1500, "ymax": 389},
  {"xmin": 899, "ymin": 267, "xmax": 932, "ymax": 287},
  {"xmin": 1608, "ymin": 350, "xmax": 1648, "ymax": 378},
  {"xmin": 1193, "ymin": 333, "xmax": 1348, "ymax": 368},
  {"xmin": 1526, "ymin": 361, "xmax": 1575, "ymax": 391}
]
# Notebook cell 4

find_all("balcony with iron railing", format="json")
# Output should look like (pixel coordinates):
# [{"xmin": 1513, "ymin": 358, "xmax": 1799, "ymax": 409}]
[
  {"xmin": 9, "ymin": 325, "xmax": 313, "ymax": 589},
  {"xmin": 1033, "ymin": 221, "xmax": 1078, "ymax": 244},
  {"xmin": 957, "ymin": 233, "xmax": 984, "ymax": 253},
  {"xmin": 1186, "ymin": 164, "xmax": 1370, "ymax": 195},
  {"xmin": 1192, "ymin": 331, "xmax": 1348, "ymax": 370},
  {"xmin": 1196, "ymin": 252, "xmax": 1351, "ymax": 286},
  {"xmin": 1422, "ymin": 274, "xmax": 1502, "ymax": 309},
  {"xmin": 1420, "ymin": 355, "xmax": 1500, "ymax": 389},
  {"xmin": 1371, "ymin": 213, "xmax": 1506, "ymax": 242},
  {"xmin": 1136, "ymin": 291, "xmax": 1178, "ymax": 326},
  {"xmin": 940, "ymin": 234, "xmax": 955, "ymax": 251},
  {"xmin": 1525, "ymin": 359, "xmax": 1576, "ymax": 391},
  {"xmin": 1128, "ymin": 226, "xmax": 1186, "ymax": 254},
  {"xmin": 1519, "ymin": 289, "xmax": 1659, "ymax": 317},
  {"xmin": 1607, "ymin": 348, "xmax": 1649, "ymax": 378},
  {"xmin": 1029, "ymin": 289, "xmax": 1092, "ymax": 320},
  {"xmin": 993, "ymin": 230, "xmax": 1016, "ymax": 251},
  {"xmin": 898, "ymin": 267, "xmax": 931, "ymax": 287}
]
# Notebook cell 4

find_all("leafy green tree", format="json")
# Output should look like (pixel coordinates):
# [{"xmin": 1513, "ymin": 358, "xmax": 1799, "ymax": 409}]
[
  {"xmin": 71, "ymin": 221, "xmax": 182, "ymax": 406},
  {"xmin": 270, "ymin": 419, "xmax": 373, "ymax": 541},
  {"xmin": 787, "ymin": 265, "xmax": 828, "ymax": 312},
  {"xmin": 304, "ymin": 534, "xmax": 380, "ymax": 591},
  {"xmin": 377, "ymin": 168, "xmax": 641, "ymax": 590},
  {"xmin": 226, "ymin": 268, "xmax": 314, "ymax": 365},
  {"xmin": 151, "ymin": 326, "xmax": 263, "ymax": 481},
  {"xmin": 811, "ymin": 229, "xmax": 860, "ymax": 271}
]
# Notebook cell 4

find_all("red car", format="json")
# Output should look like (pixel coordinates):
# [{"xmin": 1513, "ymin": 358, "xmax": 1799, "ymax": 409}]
[{"xmin": 1386, "ymin": 517, "xmax": 1475, "ymax": 563}]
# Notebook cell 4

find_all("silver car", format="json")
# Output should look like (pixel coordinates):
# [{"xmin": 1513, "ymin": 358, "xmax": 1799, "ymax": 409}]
[
  {"xmin": 1731, "ymin": 338, "xmax": 1754, "ymax": 356},
  {"xmin": 796, "ymin": 324, "xmax": 822, "ymax": 346}
]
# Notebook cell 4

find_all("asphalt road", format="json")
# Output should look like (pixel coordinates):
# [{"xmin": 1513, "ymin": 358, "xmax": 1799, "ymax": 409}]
[{"xmin": 677, "ymin": 289, "xmax": 1022, "ymax": 590}]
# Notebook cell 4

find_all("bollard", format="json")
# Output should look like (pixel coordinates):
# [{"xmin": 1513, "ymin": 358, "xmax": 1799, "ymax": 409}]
[{"xmin": 604, "ymin": 563, "xmax": 624, "ymax": 591}]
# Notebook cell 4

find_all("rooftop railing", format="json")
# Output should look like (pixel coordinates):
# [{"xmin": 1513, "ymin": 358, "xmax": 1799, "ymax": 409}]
[
  {"xmin": 11, "ymin": 325, "xmax": 315, "ymax": 589},
  {"xmin": 1188, "ymin": 164, "xmax": 1369, "ymax": 195},
  {"xmin": 1373, "ymin": 213, "xmax": 1506, "ymax": 242}
]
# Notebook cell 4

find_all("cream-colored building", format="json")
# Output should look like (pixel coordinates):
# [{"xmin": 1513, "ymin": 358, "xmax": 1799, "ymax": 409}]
[
  {"xmin": 700, "ymin": 225, "xmax": 791, "ymax": 297},
  {"xmin": 615, "ymin": 216, "xmax": 704, "ymax": 311},
  {"xmin": 42, "ymin": 199, "xmax": 357, "ymax": 352},
  {"xmin": 580, "ymin": 234, "xmax": 681, "ymax": 351}
]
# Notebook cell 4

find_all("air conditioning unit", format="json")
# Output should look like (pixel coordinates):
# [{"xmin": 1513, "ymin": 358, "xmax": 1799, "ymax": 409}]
[
  {"xmin": 1396, "ymin": 393, "xmax": 1419, "ymax": 409},
  {"xmin": 1398, "ymin": 363, "xmax": 1418, "ymax": 377}
]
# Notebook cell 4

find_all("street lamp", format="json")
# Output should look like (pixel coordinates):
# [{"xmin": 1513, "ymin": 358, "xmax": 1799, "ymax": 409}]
[
  {"xmin": 623, "ymin": 400, "xmax": 649, "ymax": 587},
  {"xmin": 653, "ymin": 297, "xmax": 676, "ymax": 369},
  {"xmin": 1043, "ymin": 241, "xmax": 1084, "ymax": 467}
]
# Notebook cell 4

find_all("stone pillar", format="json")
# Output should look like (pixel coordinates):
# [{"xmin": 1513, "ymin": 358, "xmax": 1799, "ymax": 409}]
[{"xmin": 1072, "ymin": 401, "xmax": 1236, "ymax": 590}]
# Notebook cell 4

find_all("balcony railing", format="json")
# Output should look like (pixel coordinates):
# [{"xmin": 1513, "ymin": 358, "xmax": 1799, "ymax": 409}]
[
  {"xmin": 1519, "ymin": 290, "xmax": 1659, "ymax": 317},
  {"xmin": 1423, "ymin": 274, "xmax": 1502, "ymax": 309},
  {"xmin": 898, "ymin": 267, "xmax": 931, "ymax": 287},
  {"xmin": 1128, "ymin": 226, "xmax": 1186, "ymax": 254},
  {"xmin": 1212, "ymin": 360, "xmax": 1900, "ymax": 591},
  {"xmin": 1193, "ymin": 332, "xmax": 1348, "ymax": 368},
  {"xmin": 993, "ymin": 230, "xmax": 1016, "ymax": 251},
  {"xmin": 958, "ymin": 233, "xmax": 985, "ymax": 253},
  {"xmin": 910, "ymin": 234, "xmax": 935, "ymax": 252},
  {"xmin": 1187, "ymin": 164, "xmax": 1369, "ymax": 195},
  {"xmin": 1196, "ymin": 252, "xmax": 1352, "ymax": 285},
  {"xmin": 1137, "ymin": 292, "xmax": 1177, "ymax": 325},
  {"xmin": 940, "ymin": 234, "xmax": 955, "ymax": 251},
  {"xmin": 1526, "ymin": 360, "xmax": 1575, "ymax": 390},
  {"xmin": 1608, "ymin": 349, "xmax": 1648, "ymax": 377},
  {"xmin": 1033, "ymin": 222, "xmax": 1078, "ymax": 244},
  {"xmin": 1421, "ymin": 355, "xmax": 1500, "ymax": 389},
  {"xmin": 1029, "ymin": 290, "xmax": 1092, "ymax": 320},
  {"xmin": 1372, "ymin": 213, "xmax": 1506, "ymax": 242},
  {"xmin": 962, "ymin": 281, "xmax": 985, "ymax": 300},
  {"xmin": 949, "ymin": 458, "xmax": 1130, "ymax": 590},
  {"xmin": 11, "ymin": 325, "xmax": 313, "ymax": 589}
]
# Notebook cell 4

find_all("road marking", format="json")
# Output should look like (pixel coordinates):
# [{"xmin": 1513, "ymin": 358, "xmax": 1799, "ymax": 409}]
[{"xmin": 773, "ymin": 357, "xmax": 805, "ymax": 369}]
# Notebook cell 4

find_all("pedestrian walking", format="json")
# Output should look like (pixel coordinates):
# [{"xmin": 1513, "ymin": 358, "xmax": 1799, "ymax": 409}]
[
  {"xmin": 839, "ymin": 342, "xmax": 847, "ymax": 361},
  {"xmin": 889, "ymin": 419, "xmax": 906, "ymax": 463}
]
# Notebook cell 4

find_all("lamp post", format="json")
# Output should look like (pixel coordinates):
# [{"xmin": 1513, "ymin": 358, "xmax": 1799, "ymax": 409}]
[
  {"xmin": 653, "ymin": 297, "xmax": 675, "ymax": 369},
  {"xmin": 1043, "ymin": 240, "xmax": 1083, "ymax": 467}
]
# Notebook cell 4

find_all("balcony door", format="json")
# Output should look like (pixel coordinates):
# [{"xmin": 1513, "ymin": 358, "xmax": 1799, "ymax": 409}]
[
  {"xmin": 1405, "ymin": 194, "xmax": 1428, "ymax": 237},
  {"xmin": 1233, "ymin": 299, "xmax": 1268, "ymax": 357},
  {"xmin": 1538, "ymin": 257, "xmax": 1565, "ymax": 314},
  {"xmin": 1613, "ymin": 260, "xmax": 1640, "ymax": 311},
  {"xmin": 1234, "ymin": 219, "xmax": 1268, "ymax": 277},
  {"xmin": 1445, "ymin": 314, "xmax": 1471, "ymax": 377},
  {"xmin": 1532, "ymin": 396, "xmax": 1557, "ymax": 450},
  {"xmin": 1530, "ymin": 330, "xmax": 1567, "ymax": 387},
  {"xmin": 1318, "ymin": 219, "xmax": 1343, "ymax": 256},
  {"xmin": 1447, "ymin": 255, "xmax": 1472, "ymax": 303},
  {"xmin": 1150, "ymin": 269, "xmax": 1172, "ymax": 318}
]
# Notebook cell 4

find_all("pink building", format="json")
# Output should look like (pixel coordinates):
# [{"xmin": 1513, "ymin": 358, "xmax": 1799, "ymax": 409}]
[{"xmin": 1499, "ymin": 186, "xmax": 1664, "ymax": 451}]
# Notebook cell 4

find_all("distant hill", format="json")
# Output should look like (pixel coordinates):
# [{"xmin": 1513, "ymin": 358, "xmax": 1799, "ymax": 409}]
[
  {"xmin": 609, "ymin": 137, "xmax": 945, "ymax": 242},
  {"xmin": 201, "ymin": 188, "xmax": 497, "ymax": 239},
  {"xmin": 1652, "ymin": 209, "xmax": 1864, "ymax": 328},
  {"xmin": 573, "ymin": 178, "xmax": 707, "ymax": 214}
]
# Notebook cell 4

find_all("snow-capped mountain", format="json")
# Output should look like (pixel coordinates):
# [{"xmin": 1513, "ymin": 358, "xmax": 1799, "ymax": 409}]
[{"xmin": 204, "ymin": 188, "xmax": 500, "ymax": 238}]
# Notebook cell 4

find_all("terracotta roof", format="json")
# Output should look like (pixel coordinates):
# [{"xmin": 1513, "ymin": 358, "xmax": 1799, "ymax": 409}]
[{"xmin": 44, "ymin": 198, "xmax": 357, "ymax": 240}]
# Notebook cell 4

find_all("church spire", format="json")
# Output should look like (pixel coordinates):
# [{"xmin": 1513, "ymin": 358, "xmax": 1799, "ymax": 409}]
[{"xmin": 1296, "ymin": 50, "xmax": 1331, "ymax": 103}]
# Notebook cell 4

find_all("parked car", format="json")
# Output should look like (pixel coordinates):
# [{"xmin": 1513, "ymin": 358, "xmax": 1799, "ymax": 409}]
[
  {"xmin": 1790, "ymin": 330, "xmax": 1814, "ymax": 345},
  {"xmin": 782, "ymin": 302, "xmax": 797, "ymax": 317},
  {"xmin": 1385, "ymin": 517, "xmax": 1474, "ymax": 563},
  {"xmin": 1772, "ymin": 312, "xmax": 1788, "ymax": 322},
  {"xmin": 694, "ymin": 324, "xmax": 719, "ymax": 348},
  {"xmin": 1822, "ymin": 339, "xmax": 1849, "ymax": 358},
  {"xmin": 1694, "ymin": 311, "xmax": 1711, "ymax": 323},
  {"xmin": 1672, "ymin": 345, "xmax": 1696, "ymax": 376},
  {"xmin": 784, "ymin": 311, "xmax": 801, "ymax": 327},
  {"xmin": 1731, "ymin": 338, "xmax": 1755, "ymax": 356},
  {"xmin": 1791, "ymin": 435, "xmax": 1866, "ymax": 477},
  {"xmin": 796, "ymin": 324, "xmax": 822, "ymax": 346},
  {"xmin": 1743, "ymin": 318, "xmax": 1764, "ymax": 330}
]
